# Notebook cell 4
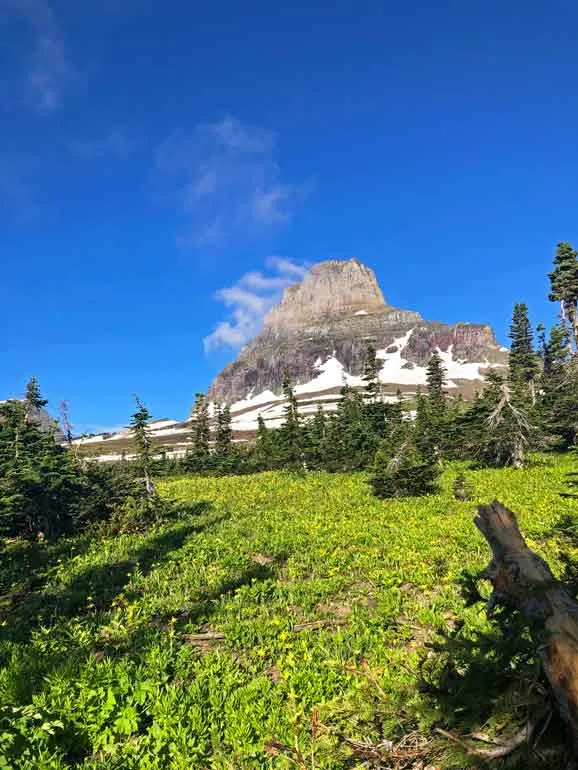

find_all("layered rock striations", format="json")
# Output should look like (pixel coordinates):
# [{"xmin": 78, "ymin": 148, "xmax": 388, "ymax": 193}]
[{"xmin": 207, "ymin": 258, "xmax": 507, "ymax": 422}]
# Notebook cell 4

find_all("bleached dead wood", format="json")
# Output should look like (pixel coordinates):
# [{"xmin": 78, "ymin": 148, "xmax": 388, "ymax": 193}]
[{"xmin": 475, "ymin": 500, "xmax": 578, "ymax": 748}]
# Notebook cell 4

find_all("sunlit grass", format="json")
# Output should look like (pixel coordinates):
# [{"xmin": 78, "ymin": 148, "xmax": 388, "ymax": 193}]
[{"xmin": 0, "ymin": 455, "xmax": 576, "ymax": 768}]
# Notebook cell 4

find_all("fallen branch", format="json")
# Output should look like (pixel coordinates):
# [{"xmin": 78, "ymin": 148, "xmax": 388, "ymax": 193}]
[
  {"xmin": 475, "ymin": 500, "xmax": 578, "ymax": 748},
  {"xmin": 183, "ymin": 618, "xmax": 347, "ymax": 647},
  {"xmin": 183, "ymin": 631, "xmax": 225, "ymax": 642},
  {"xmin": 292, "ymin": 619, "xmax": 348, "ymax": 632},
  {"xmin": 436, "ymin": 723, "xmax": 533, "ymax": 759}
]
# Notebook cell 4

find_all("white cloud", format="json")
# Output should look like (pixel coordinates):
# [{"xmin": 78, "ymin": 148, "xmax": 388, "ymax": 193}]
[
  {"xmin": 204, "ymin": 258, "xmax": 308, "ymax": 351},
  {"xmin": 208, "ymin": 115, "xmax": 274, "ymax": 154},
  {"xmin": 251, "ymin": 185, "xmax": 293, "ymax": 225},
  {"xmin": 240, "ymin": 271, "xmax": 291, "ymax": 290},
  {"xmin": 266, "ymin": 256, "xmax": 309, "ymax": 277},
  {"xmin": 4, "ymin": 0, "xmax": 77, "ymax": 113},
  {"xmin": 154, "ymin": 116, "xmax": 310, "ymax": 247}
]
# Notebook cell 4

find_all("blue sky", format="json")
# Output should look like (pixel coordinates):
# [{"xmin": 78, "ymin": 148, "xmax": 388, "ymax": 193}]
[{"xmin": 2, "ymin": 0, "xmax": 578, "ymax": 431}]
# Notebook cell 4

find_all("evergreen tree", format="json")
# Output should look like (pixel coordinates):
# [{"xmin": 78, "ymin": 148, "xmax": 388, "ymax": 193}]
[
  {"xmin": 186, "ymin": 393, "xmax": 211, "ymax": 471},
  {"xmin": 304, "ymin": 404, "xmax": 327, "ymax": 469},
  {"xmin": 536, "ymin": 323, "xmax": 548, "ymax": 364},
  {"xmin": 426, "ymin": 351, "xmax": 446, "ymax": 410},
  {"xmin": 549, "ymin": 241, "xmax": 578, "ymax": 351},
  {"xmin": 414, "ymin": 390, "xmax": 435, "ymax": 459},
  {"xmin": 369, "ymin": 428, "xmax": 439, "ymax": 499},
  {"xmin": 213, "ymin": 403, "xmax": 236, "ymax": 473},
  {"xmin": 215, "ymin": 403, "xmax": 233, "ymax": 455},
  {"xmin": 475, "ymin": 372, "xmax": 533, "ymax": 468},
  {"xmin": 362, "ymin": 345, "xmax": 391, "ymax": 437},
  {"xmin": 362, "ymin": 345, "xmax": 381, "ymax": 401},
  {"xmin": 538, "ymin": 325, "xmax": 578, "ymax": 447},
  {"xmin": 0, "ymin": 383, "xmax": 83, "ymax": 537},
  {"xmin": 59, "ymin": 399, "xmax": 73, "ymax": 447},
  {"xmin": 444, "ymin": 393, "xmax": 467, "ymax": 458},
  {"xmin": 425, "ymin": 351, "xmax": 447, "ymax": 458},
  {"xmin": 278, "ymin": 373, "xmax": 302, "ymax": 469},
  {"xmin": 508, "ymin": 303, "xmax": 539, "ymax": 403},
  {"xmin": 130, "ymin": 395, "xmax": 156, "ymax": 501},
  {"xmin": 255, "ymin": 414, "xmax": 274, "ymax": 469},
  {"xmin": 330, "ymin": 384, "xmax": 375, "ymax": 470},
  {"xmin": 24, "ymin": 376, "xmax": 47, "ymax": 421}
]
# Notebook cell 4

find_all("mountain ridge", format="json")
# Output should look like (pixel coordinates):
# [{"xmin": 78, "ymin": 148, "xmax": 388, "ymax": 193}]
[{"xmin": 206, "ymin": 258, "xmax": 507, "ymax": 420}]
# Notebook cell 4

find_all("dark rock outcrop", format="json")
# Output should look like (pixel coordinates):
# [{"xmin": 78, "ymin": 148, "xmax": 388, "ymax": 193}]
[{"xmin": 207, "ymin": 258, "xmax": 507, "ymax": 406}]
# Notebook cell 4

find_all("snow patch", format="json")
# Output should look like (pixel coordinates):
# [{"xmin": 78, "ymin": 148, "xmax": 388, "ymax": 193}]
[
  {"xmin": 148, "ymin": 419, "xmax": 179, "ymax": 430},
  {"xmin": 150, "ymin": 426, "xmax": 190, "ymax": 437},
  {"xmin": 436, "ymin": 345, "xmax": 486, "ymax": 383},
  {"xmin": 295, "ymin": 356, "xmax": 367, "ymax": 395},
  {"xmin": 375, "ymin": 329, "xmax": 428, "ymax": 386},
  {"xmin": 354, "ymin": 310, "xmax": 368, "ymax": 316},
  {"xmin": 230, "ymin": 389, "xmax": 280, "ymax": 413},
  {"xmin": 72, "ymin": 430, "xmax": 128, "ymax": 444}
]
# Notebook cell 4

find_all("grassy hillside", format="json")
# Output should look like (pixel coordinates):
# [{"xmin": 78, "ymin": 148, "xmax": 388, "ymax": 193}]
[{"xmin": 0, "ymin": 456, "xmax": 577, "ymax": 768}]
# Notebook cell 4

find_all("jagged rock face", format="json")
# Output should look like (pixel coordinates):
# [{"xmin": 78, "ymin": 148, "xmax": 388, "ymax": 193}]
[
  {"xmin": 206, "ymin": 259, "xmax": 508, "ymax": 410},
  {"xmin": 265, "ymin": 258, "xmax": 391, "ymax": 329},
  {"xmin": 0, "ymin": 401, "xmax": 61, "ymax": 437}
]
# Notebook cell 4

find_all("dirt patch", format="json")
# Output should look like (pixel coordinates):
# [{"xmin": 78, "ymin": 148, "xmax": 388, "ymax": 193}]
[
  {"xmin": 251, "ymin": 553, "xmax": 275, "ymax": 566},
  {"xmin": 316, "ymin": 600, "xmax": 352, "ymax": 619},
  {"xmin": 264, "ymin": 664, "xmax": 283, "ymax": 684}
]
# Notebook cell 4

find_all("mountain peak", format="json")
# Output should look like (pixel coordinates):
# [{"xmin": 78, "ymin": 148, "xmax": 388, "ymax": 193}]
[
  {"xmin": 206, "ymin": 257, "xmax": 507, "ymax": 419},
  {"xmin": 265, "ymin": 258, "xmax": 390, "ymax": 330}
]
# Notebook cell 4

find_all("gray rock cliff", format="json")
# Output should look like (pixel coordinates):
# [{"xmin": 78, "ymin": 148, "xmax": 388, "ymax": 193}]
[{"xmin": 206, "ymin": 258, "xmax": 507, "ymax": 406}]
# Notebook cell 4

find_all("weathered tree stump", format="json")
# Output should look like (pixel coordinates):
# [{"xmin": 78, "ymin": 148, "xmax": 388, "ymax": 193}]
[{"xmin": 475, "ymin": 500, "xmax": 578, "ymax": 747}]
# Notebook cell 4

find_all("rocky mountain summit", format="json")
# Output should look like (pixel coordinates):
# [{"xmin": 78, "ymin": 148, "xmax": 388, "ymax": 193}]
[
  {"xmin": 70, "ymin": 258, "xmax": 508, "ymax": 459},
  {"xmin": 207, "ymin": 259, "xmax": 507, "ymax": 430}
]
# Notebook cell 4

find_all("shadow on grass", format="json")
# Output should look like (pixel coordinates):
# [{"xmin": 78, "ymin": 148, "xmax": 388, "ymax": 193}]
[
  {"xmin": 151, "ymin": 559, "xmax": 282, "ymax": 629},
  {"xmin": 113, "ymin": 556, "xmax": 286, "ymax": 659},
  {"xmin": 416, "ymin": 572, "xmax": 571, "ymax": 769},
  {"xmin": 560, "ymin": 469, "xmax": 578, "ymax": 500},
  {"xmin": 541, "ymin": 511, "xmax": 578, "ymax": 600},
  {"xmin": 0, "ymin": 500, "xmax": 221, "ymax": 643}
]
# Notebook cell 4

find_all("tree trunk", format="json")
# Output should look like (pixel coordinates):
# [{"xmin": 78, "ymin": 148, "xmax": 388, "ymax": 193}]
[
  {"xmin": 571, "ymin": 306, "xmax": 578, "ymax": 356},
  {"xmin": 511, "ymin": 438, "xmax": 524, "ymax": 469},
  {"xmin": 144, "ymin": 469, "xmax": 156, "ymax": 501},
  {"xmin": 475, "ymin": 500, "xmax": 578, "ymax": 747},
  {"xmin": 561, "ymin": 300, "xmax": 578, "ymax": 355}
]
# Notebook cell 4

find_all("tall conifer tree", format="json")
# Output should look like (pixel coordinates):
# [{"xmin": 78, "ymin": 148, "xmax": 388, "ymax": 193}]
[
  {"xmin": 539, "ymin": 325, "xmax": 578, "ymax": 447},
  {"xmin": 549, "ymin": 241, "xmax": 578, "ymax": 351},
  {"xmin": 24, "ymin": 376, "xmax": 47, "ymax": 422},
  {"xmin": 279, "ymin": 372, "xmax": 302, "ymax": 468},
  {"xmin": 425, "ymin": 351, "xmax": 447, "ymax": 458},
  {"xmin": 508, "ymin": 303, "xmax": 539, "ymax": 403},
  {"xmin": 187, "ymin": 393, "xmax": 211, "ymax": 470},
  {"xmin": 475, "ymin": 372, "xmax": 533, "ymax": 468},
  {"xmin": 362, "ymin": 345, "xmax": 381, "ymax": 401},
  {"xmin": 215, "ymin": 403, "xmax": 233, "ymax": 455},
  {"xmin": 130, "ymin": 395, "xmax": 156, "ymax": 501}
]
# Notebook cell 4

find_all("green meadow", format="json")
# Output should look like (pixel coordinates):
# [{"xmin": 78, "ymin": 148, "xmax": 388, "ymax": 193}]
[{"xmin": 1, "ymin": 456, "xmax": 577, "ymax": 769}]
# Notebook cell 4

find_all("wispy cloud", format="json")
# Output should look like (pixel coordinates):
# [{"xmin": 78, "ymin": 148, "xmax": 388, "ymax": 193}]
[
  {"xmin": 68, "ymin": 130, "xmax": 137, "ymax": 160},
  {"xmin": 204, "ymin": 257, "xmax": 308, "ymax": 351},
  {"xmin": 154, "ymin": 116, "xmax": 311, "ymax": 247},
  {"xmin": 4, "ymin": 0, "xmax": 77, "ymax": 113}
]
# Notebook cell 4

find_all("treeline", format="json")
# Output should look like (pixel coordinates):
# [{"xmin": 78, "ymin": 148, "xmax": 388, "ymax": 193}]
[
  {"xmin": 0, "ymin": 386, "xmax": 162, "ymax": 540},
  {"xmin": 2, "ymin": 242, "xmax": 577, "ymax": 541},
  {"xmin": 163, "ymin": 241, "xmax": 578, "ymax": 496}
]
